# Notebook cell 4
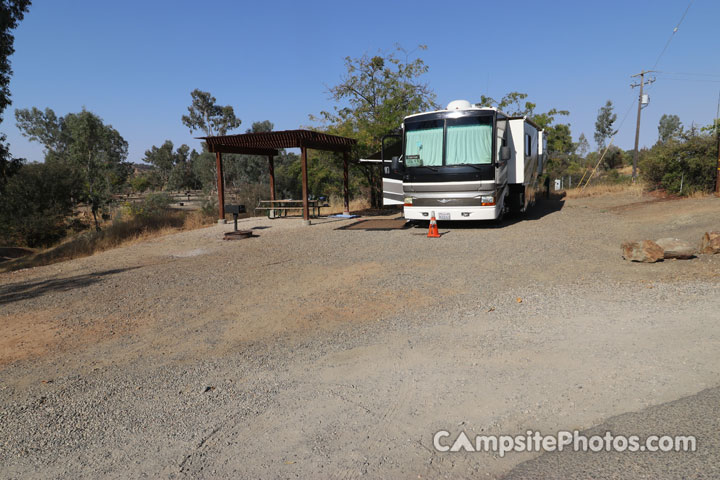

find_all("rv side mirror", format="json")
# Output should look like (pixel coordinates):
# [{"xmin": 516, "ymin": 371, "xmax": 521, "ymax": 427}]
[
  {"xmin": 500, "ymin": 146, "xmax": 511, "ymax": 162},
  {"xmin": 391, "ymin": 156, "xmax": 404, "ymax": 174}
]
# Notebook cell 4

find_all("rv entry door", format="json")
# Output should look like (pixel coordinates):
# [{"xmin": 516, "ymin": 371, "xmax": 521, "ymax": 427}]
[{"xmin": 381, "ymin": 134, "xmax": 404, "ymax": 205}]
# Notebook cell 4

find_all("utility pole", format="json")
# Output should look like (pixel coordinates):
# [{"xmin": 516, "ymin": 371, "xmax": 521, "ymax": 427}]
[{"xmin": 630, "ymin": 70, "xmax": 656, "ymax": 181}]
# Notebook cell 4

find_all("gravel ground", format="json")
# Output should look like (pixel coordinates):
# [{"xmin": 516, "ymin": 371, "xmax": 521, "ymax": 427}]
[{"xmin": 1, "ymin": 193, "xmax": 719, "ymax": 479}]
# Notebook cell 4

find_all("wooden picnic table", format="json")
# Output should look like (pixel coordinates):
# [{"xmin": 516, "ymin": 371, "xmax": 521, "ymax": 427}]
[{"xmin": 255, "ymin": 199, "xmax": 327, "ymax": 219}]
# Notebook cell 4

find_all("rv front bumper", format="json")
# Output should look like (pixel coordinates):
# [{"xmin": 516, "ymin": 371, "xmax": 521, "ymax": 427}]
[{"xmin": 403, "ymin": 205, "xmax": 502, "ymax": 221}]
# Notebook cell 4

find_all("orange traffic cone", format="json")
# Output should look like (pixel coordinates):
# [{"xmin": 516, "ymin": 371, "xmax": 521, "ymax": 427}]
[{"xmin": 427, "ymin": 211, "xmax": 441, "ymax": 238}]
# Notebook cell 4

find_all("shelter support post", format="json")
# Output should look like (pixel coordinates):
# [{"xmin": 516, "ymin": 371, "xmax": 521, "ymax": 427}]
[
  {"xmin": 215, "ymin": 151, "xmax": 225, "ymax": 221},
  {"xmin": 268, "ymin": 155, "xmax": 276, "ymax": 201},
  {"xmin": 343, "ymin": 151, "xmax": 350, "ymax": 215},
  {"xmin": 301, "ymin": 147, "xmax": 310, "ymax": 221}
]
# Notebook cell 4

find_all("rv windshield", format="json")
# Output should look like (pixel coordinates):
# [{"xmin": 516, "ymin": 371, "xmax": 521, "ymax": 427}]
[
  {"xmin": 446, "ymin": 117, "xmax": 492, "ymax": 165},
  {"xmin": 404, "ymin": 116, "xmax": 494, "ymax": 168},
  {"xmin": 405, "ymin": 120, "xmax": 443, "ymax": 167}
]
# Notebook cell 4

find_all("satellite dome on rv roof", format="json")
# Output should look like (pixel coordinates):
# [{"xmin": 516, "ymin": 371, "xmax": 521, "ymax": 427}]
[{"xmin": 446, "ymin": 99, "xmax": 472, "ymax": 110}]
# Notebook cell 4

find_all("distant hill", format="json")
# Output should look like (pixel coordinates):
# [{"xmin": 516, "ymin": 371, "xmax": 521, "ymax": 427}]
[{"xmin": 130, "ymin": 163, "xmax": 154, "ymax": 175}]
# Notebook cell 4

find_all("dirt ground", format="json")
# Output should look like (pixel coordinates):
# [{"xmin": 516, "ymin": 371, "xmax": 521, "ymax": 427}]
[{"xmin": 1, "ymin": 193, "xmax": 719, "ymax": 479}]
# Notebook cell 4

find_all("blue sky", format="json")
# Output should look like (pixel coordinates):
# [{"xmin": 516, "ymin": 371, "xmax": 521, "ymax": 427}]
[{"xmin": 4, "ymin": 0, "xmax": 719, "ymax": 163}]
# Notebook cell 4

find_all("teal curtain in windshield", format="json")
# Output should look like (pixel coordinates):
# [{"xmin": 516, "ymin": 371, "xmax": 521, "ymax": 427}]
[
  {"xmin": 405, "ymin": 128, "xmax": 443, "ymax": 167},
  {"xmin": 446, "ymin": 124, "xmax": 492, "ymax": 165}
]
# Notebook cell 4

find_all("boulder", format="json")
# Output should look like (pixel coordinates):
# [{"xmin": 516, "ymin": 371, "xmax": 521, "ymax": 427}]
[
  {"xmin": 700, "ymin": 232, "xmax": 720, "ymax": 255},
  {"xmin": 622, "ymin": 240, "xmax": 664, "ymax": 263},
  {"xmin": 655, "ymin": 237, "xmax": 695, "ymax": 259}
]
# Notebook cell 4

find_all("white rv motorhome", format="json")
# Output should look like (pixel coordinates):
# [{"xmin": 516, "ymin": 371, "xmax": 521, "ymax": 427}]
[{"xmin": 381, "ymin": 100, "xmax": 546, "ymax": 221}]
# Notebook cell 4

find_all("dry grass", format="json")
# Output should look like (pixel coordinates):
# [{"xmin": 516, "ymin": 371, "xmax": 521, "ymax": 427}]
[
  {"xmin": 686, "ymin": 190, "xmax": 714, "ymax": 199},
  {"xmin": 1, "ymin": 194, "xmax": 373, "ymax": 272},
  {"xmin": 563, "ymin": 182, "xmax": 646, "ymax": 199},
  {"xmin": 617, "ymin": 165, "xmax": 635, "ymax": 176},
  {"xmin": 182, "ymin": 210, "xmax": 215, "ymax": 229},
  {"xmin": 0, "ymin": 210, "xmax": 215, "ymax": 272},
  {"xmin": 323, "ymin": 197, "xmax": 371, "ymax": 215}
]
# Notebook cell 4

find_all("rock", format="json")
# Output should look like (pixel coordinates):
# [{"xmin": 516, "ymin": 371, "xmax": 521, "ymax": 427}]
[
  {"xmin": 700, "ymin": 232, "xmax": 720, "ymax": 254},
  {"xmin": 655, "ymin": 237, "xmax": 695, "ymax": 259},
  {"xmin": 622, "ymin": 240, "xmax": 664, "ymax": 263}
]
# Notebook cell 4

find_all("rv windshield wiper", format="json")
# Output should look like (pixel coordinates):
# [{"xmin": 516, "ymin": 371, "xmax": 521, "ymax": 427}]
[{"xmin": 414, "ymin": 165, "xmax": 438, "ymax": 172}]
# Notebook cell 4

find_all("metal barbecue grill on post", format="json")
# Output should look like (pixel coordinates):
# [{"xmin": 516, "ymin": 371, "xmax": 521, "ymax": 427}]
[{"xmin": 223, "ymin": 204, "xmax": 253, "ymax": 240}]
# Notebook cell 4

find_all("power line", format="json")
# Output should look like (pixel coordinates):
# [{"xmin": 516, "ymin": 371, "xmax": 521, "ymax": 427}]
[
  {"xmin": 584, "ymin": 0, "xmax": 695, "ymax": 188},
  {"xmin": 580, "ymin": 94, "xmax": 637, "ymax": 190},
  {"xmin": 617, "ymin": 93, "xmax": 640, "ymax": 132},
  {"xmin": 630, "ymin": 2, "xmax": 692, "ymax": 148},
  {"xmin": 633, "ymin": 2, "xmax": 694, "ymax": 117},
  {"xmin": 652, "ymin": 0, "xmax": 694, "ymax": 69},
  {"xmin": 655, "ymin": 71, "xmax": 720, "ymax": 78},
  {"xmin": 653, "ymin": 77, "xmax": 720, "ymax": 84}
]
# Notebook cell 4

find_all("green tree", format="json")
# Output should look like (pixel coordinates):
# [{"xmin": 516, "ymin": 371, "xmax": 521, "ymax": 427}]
[
  {"xmin": 0, "ymin": 133, "xmax": 22, "ymax": 190},
  {"xmin": 14, "ymin": 107, "xmax": 64, "ymax": 159},
  {"xmin": 181, "ymin": 90, "xmax": 242, "ymax": 194},
  {"xmin": 475, "ymin": 91, "xmax": 570, "ymax": 128},
  {"xmin": 142, "ymin": 140, "xmax": 175, "ymax": 186},
  {"xmin": 167, "ymin": 144, "xmax": 202, "ymax": 191},
  {"xmin": 544, "ymin": 123, "xmax": 576, "ymax": 176},
  {"xmin": 1, "ymin": 0, "xmax": 31, "ymax": 121},
  {"xmin": 181, "ymin": 89, "xmax": 241, "ymax": 137},
  {"xmin": 481, "ymin": 92, "xmax": 573, "ymax": 179},
  {"xmin": 15, "ymin": 107, "xmax": 130, "ymax": 230},
  {"xmin": 224, "ymin": 120, "xmax": 274, "ymax": 189},
  {"xmin": 189, "ymin": 149, "xmax": 217, "ymax": 192},
  {"xmin": 0, "ymin": 161, "xmax": 80, "ymax": 247},
  {"xmin": 142, "ymin": 140, "xmax": 198, "ymax": 189},
  {"xmin": 658, "ymin": 114, "xmax": 683, "ymax": 143},
  {"xmin": 248, "ymin": 120, "xmax": 273, "ymax": 134},
  {"xmin": 274, "ymin": 151, "xmax": 351, "ymax": 201},
  {"xmin": 129, "ymin": 173, "xmax": 152, "ymax": 193},
  {"xmin": 0, "ymin": 1, "xmax": 32, "ymax": 190},
  {"xmin": 546, "ymin": 124, "xmax": 574, "ymax": 156},
  {"xmin": 477, "ymin": 91, "xmax": 572, "ymax": 171},
  {"xmin": 594, "ymin": 100, "xmax": 617, "ymax": 151},
  {"xmin": 640, "ymin": 126, "xmax": 716, "ymax": 194},
  {"xmin": 576, "ymin": 133, "xmax": 590, "ymax": 158},
  {"xmin": 602, "ymin": 145, "xmax": 624, "ymax": 170},
  {"xmin": 476, "ymin": 92, "xmax": 530, "ymax": 114},
  {"xmin": 312, "ymin": 45, "xmax": 438, "ymax": 207}
]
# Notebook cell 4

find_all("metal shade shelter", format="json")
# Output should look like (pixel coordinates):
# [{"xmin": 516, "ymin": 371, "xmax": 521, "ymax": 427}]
[{"xmin": 199, "ymin": 130, "xmax": 357, "ymax": 221}]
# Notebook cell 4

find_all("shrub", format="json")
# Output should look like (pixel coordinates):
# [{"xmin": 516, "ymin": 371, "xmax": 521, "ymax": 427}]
[
  {"xmin": 125, "ymin": 192, "xmax": 173, "ymax": 218},
  {"xmin": 200, "ymin": 196, "xmax": 218, "ymax": 218},
  {"xmin": 602, "ymin": 145, "xmax": 625, "ymax": 170},
  {"xmin": 130, "ymin": 174, "xmax": 152, "ymax": 192},
  {"xmin": 640, "ymin": 132, "xmax": 716, "ymax": 195},
  {"xmin": 0, "ymin": 162, "xmax": 81, "ymax": 247}
]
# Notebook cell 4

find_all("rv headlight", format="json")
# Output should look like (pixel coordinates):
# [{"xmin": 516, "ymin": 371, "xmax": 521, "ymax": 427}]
[
  {"xmin": 403, "ymin": 197, "xmax": 413, "ymax": 206},
  {"xmin": 480, "ymin": 195, "xmax": 495, "ymax": 206}
]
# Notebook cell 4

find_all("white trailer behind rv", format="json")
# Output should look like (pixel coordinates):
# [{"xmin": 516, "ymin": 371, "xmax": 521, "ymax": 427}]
[{"xmin": 380, "ymin": 100, "xmax": 546, "ymax": 222}]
